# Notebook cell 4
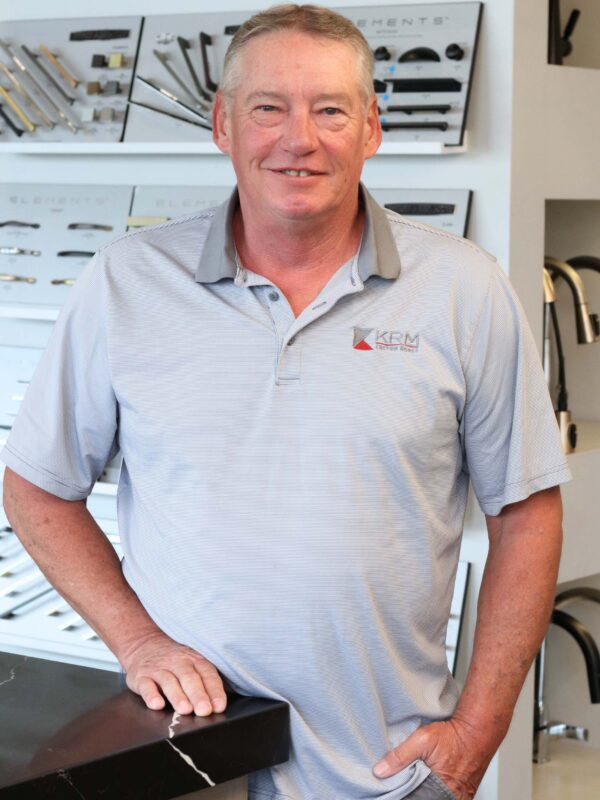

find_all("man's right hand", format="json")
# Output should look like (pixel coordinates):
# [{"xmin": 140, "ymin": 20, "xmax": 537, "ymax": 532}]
[{"xmin": 120, "ymin": 630, "xmax": 228, "ymax": 716}]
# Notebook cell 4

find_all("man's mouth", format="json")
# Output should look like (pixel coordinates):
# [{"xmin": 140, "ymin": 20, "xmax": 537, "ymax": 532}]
[{"xmin": 275, "ymin": 169, "xmax": 320, "ymax": 177}]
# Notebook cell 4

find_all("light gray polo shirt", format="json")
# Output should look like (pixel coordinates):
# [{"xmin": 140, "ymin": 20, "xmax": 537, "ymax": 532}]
[{"xmin": 1, "ymin": 186, "xmax": 570, "ymax": 800}]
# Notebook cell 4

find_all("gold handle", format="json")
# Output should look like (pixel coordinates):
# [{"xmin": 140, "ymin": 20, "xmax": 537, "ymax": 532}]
[
  {"xmin": 0, "ymin": 86, "xmax": 36, "ymax": 132},
  {"xmin": 127, "ymin": 215, "xmax": 170, "ymax": 228},
  {"xmin": 51, "ymin": 278, "xmax": 76, "ymax": 286},
  {"xmin": 0, "ymin": 273, "xmax": 36, "ymax": 283},
  {"xmin": 39, "ymin": 45, "xmax": 79, "ymax": 88}
]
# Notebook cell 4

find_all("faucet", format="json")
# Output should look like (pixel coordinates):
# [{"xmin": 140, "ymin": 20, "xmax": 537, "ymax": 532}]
[
  {"xmin": 534, "ymin": 588, "xmax": 600, "ymax": 763},
  {"xmin": 544, "ymin": 257, "xmax": 599, "ymax": 345}
]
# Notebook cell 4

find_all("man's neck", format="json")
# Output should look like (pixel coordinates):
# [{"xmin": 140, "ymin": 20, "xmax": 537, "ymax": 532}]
[{"xmin": 231, "ymin": 198, "xmax": 365, "ymax": 315}]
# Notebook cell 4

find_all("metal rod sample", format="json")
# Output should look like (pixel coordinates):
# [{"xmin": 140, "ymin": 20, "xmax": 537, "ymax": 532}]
[
  {"xmin": 177, "ymin": 36, "xmax": 211, "ymax": 102},
  {"xmin": 21, "ymin": 45, "xmax": 76, "ymax": 104},
  {"xmin": 127, "ymin": 215, "xmax": 170, "ymax": 228},
  {"xmin": 51, "ymin": 278, "xmax": 76, "ymax": 285},
  {"xmin": 39, "ymin": 44, "xmax": 79, "ymax": 88},
  {"xmin": 0, "ymin": 246, "xmax": 41, "ymax": 256},
  {"xmin": 127, "ymin": 98, "xmax": 212, "ymax": 130},
  {"xmin": 135, "ymin": 75, "xmax": 211, "ymax": 125},
  {"xmin": 199, "ymin": 32, "xmax": 219, "ymax": 92},
  {"xmin": 0, "ymin": 61, "xmax": 55, "ymax": 129},
  {"xmin": 0, "ymin": 220, "xmax": 40, "ymax": 228},
  {"xmin": 0, "ymin": 274, "xmax": 36, "ymax": 283},
  {"xmin": 69, "ymin": 29, "xmax": 130, "ymax": 41},
  {"xmin": 56, "ymin": 251, "xmax": 94, "ymax": 257},
  {"xmin": 381, "ymin": 121, "xmax": 449, "ymax": 131},
  {"xmin": 67, "ymin": 222, "xmax": 113, "ymax": 231},
  {"xmin": 0, "ymin": 103, "xmax": 24, "ymax": 136},
  {"xmin": 0, "ymin": 86, "xmax": 36, "ymax": 132},
  {"xmin": 1, "ymin": 42, "xmax": 80, "ymax": 133},
  {"xmin": 152, "ymin": 49, "xmax": 210, "ymax": 110}
]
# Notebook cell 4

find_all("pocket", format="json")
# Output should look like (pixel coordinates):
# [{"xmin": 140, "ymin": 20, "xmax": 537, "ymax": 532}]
[{"xmin": 428, "ymin": 771, "xmax": 459, "ymax": 800}]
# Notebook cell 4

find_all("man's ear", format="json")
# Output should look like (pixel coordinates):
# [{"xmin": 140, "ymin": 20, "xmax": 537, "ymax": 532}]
[
  {"xmin": 212, "ymin": 90, "xmax": 231, "ymax": 154},
  {"xmin": 363, "ymin": 95, "xmax": 382, "ymax": 161}
]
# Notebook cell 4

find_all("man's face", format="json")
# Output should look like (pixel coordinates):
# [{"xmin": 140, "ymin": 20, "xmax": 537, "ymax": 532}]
[{"xmin": 213, "ymin": 31, "xmax": 381, "ymax": 225}]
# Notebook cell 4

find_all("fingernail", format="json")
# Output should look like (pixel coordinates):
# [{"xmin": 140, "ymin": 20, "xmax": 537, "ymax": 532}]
[
  {"xmin": 373, "ymin": 761, "xmax": 391, "ymax": 778},
  {"xmin": 212, "ymin": 697, "xmax": 226, "ymax": 712},
  {"xmin": 195, "ymin": 701, "xmax": 212, "ymax": 716}
]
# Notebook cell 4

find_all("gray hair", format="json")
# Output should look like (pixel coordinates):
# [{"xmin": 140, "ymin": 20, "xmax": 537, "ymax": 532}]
[{"xmin": 220, "ymin": 4, "xmax": 375, "ymax": 106}]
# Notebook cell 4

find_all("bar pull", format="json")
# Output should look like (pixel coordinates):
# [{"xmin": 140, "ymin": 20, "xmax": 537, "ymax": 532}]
[
  {"xmin": 0, "ymin": 104, "xmax": 24, "ymax": 137},
  {"xmin": 0, "ymin": 220, "xmax": 40, "ymax": 229},
  {"xmin": 385, "ymin": 203, "xmax": 456, "ymax": 216},
  {"xmin": 199, "ymin": 32, "xmax": 218, "ymax": 92},
  {"xmin": 56, "ymin": 250, "xmax": 94, "ymax": 258},
  {"xmin": 69, "ymin": 29, "xmax": 130, "ymax": 42},
  {"xmin": 1, "ymin": 246, "xmax": 40, "ymax": 256},
  {"xmin": 127, "ymin": 215, "xmax": 170, "ymax": 228},
  {"xmin": 135, "ymin": 75, "xmax": 211, "ymax": 125},
  {"xmin": 0, "ymin": 273, "xmax": 37, "ymax": 283},
  {"xmin": 0, "ymin": 61, "xmax": 55, "ymax": 129},
  {"xmin": 389, "ymin": 79, "xmax": 462, "ymax": 93},
  {"xmin": 152, "ymin": 49, "xmax": 210, "ymax": 110},
  {"xmin": 67, "ymin": 222, "xmax": 113, "ymax": 231},
  {"xmin": 0, "ymin": 87, "xmax": 36, "ymax": 132},
  {"xmin": 385, "ymin": 104, "xmax": 452, "ymax": 114},
  {"xmin": 21, "ymin": 45, "xmax": 76, "ymax": 104},
  {"xmin": 39, "ymin": 45, "xmax": 79, "ymax": 88},
  {"xmin": 177, "ymin": 36, "xmax": 211, "ymax": 102},
  {"xmin": 50, "ymin": 278, "xmax": 76, "ymax": 286},
  {"xmin": 381, "ymin": 121, "xmax": 449, "ymax": 132}
]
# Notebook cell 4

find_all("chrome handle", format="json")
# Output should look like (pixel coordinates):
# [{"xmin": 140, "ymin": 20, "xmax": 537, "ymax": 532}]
[
  {"xmin": 0, "ymin": 247, "xmax": 41, "ymax": 256},
  {"xmin": 50, "ymin": 278, "xmax": 76, "ymax": 286},
  {"xmin": 0, "ymin": 273, "xmax": 36, "ymax": 283}
]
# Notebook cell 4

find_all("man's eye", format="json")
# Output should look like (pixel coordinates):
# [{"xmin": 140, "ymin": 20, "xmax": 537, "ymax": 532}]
[
  {"xmin": 257, "ymin": 105, "xmax": 277, "ymax": 112},
  {"xmin": 322, "ymin": 107, "xmax": 341, "ymax": 116}
]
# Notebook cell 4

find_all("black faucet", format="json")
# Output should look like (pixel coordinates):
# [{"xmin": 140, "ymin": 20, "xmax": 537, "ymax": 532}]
[{"xmin": 534, "ymin": 588, "xmax": 600, "ymax": 762}]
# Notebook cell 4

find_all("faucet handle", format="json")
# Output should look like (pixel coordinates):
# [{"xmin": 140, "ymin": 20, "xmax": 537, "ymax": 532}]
[{"xmin": 547, "ymin": 721, "xmax": 589, "ymax": 741}]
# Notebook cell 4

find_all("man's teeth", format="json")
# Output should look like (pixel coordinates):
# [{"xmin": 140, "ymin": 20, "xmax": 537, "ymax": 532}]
[{"xmin": 280, "ymin": 169, "xmax": 314, "ymax": 177}]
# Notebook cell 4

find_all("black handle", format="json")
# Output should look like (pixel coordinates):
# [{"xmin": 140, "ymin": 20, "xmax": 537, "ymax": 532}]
[{"xmin": 199, "ymin": 32, "xmax": 218, "ymax": 93}]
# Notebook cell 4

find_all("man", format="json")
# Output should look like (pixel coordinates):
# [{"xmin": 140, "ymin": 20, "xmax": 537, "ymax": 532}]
[{"xmin": 1, "ymin": 5, "xmax": 569, "ymax": 800}]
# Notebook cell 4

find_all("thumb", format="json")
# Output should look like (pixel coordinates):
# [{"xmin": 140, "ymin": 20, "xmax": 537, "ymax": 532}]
[{"xmin": 373, "ymin": 728, "xmax": 426, "ymax": 779}]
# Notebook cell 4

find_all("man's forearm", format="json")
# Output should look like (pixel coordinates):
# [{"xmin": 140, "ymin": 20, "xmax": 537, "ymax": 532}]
[
  {"xmin": 2, "ymin": 467, "xmax": 162, "ymax": 664},
  {"xmin": 453, "ymin": 486, "xmax": 563, "ymax": 749},
  {"xmin": 373, "ymin": 486, "xmax": 563, "ymax": 797}
]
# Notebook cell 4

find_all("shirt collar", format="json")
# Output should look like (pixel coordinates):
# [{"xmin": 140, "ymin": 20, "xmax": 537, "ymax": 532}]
[{"xmin": 195, "ymin": 183, "xmax": 401, "ymax": 284}]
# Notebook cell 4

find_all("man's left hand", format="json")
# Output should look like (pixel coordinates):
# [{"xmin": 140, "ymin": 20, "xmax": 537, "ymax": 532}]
[{"xmin": 372, "ymin": 717, "xmax": 496, "ymax": 800}]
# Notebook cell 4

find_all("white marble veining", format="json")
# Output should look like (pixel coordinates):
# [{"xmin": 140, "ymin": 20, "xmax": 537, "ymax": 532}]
[
  {"xmin": 165, "ymin": 709, "xmax": 216, "ymax": 787},
  {"xmin": 58, "ymin": 769, "xmax": 85, "ymax": 799},
  {"xmin": 0, "ymin": 665, "xmax": 16, "ymax": 687}
]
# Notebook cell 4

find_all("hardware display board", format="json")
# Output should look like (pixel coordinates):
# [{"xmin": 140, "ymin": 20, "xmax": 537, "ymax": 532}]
[
  {"xmin": 128, "ymin": 184, "xmax": 233, "ymax": 226},
  {"xmin": 125, "ymin": 3, "xmax": 482, "ymax": 146},
  {"xmin": 0, "ymin": 183, "xmax": 132, "ymax": 315},
  {"xmin": 0, "ymin": 16, "xmax": 142, "ymax": 142},
  {"xmin": 370, "ymin": 187, "xmax": 472, "ymax": 237},
  {"xmin": 353, "ymin": 2, "xmax": 482, "ymax": 146}
]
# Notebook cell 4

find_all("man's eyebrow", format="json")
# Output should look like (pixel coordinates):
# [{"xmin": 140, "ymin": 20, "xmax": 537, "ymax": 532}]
[{"xmin": 244, "ymin": 91, "xmax": 354, "ymax": 104}]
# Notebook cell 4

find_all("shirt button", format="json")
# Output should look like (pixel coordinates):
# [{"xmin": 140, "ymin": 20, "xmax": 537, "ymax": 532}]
[{"xmin": 268, "ymin": 291, "xmax": 280, "ymax": 302}]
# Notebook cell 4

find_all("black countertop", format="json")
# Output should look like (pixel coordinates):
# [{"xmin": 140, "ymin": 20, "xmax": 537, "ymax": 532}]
[{"xmin": 0, "ymin": 652, "xmax": 289, "ymax": 799}]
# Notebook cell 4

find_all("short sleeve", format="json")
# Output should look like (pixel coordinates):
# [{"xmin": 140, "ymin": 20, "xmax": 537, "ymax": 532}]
[
  {"xmin": 0, "ymin": 252, "xmax": 118, "ymax": 500},
  {"xmin": 460, "ymin": 264, "xmax": 571, "ymax": 516}
]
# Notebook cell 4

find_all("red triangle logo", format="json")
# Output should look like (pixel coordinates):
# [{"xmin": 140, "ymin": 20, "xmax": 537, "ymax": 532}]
[{"xmin": 354, "ymin": 340, "xmax": 373, "ymax": 350}]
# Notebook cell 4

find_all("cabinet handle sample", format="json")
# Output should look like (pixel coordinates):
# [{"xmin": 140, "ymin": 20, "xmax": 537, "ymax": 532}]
[
  {"xmin": 177, "ymin": 36, "xmax": 211, "ymax": 102},
  {"xmin": 0, "ymin": 273, "xmax": 37, "ymax": 283},
  {"xmin": 1, "ymin": 247, "xmax": 40, "ymax": 256},
  {"xmin": 69, "ymin": 29, "xmax": 130, "ymax": 41},
  {"xmin": 0, "ymin": 86, "xmax": 36, "ymax": 132},
  {"xmin": 0, "ymin": 104, "xmax": 24, "ymax": 136},
  {"xmin": 199, "ymin": 32, "xmax": 218, "ymax": 93},
  {"xmin": 67, "ymin": 222, "xmax": 113, "ymax": 231},
  {"xmin": 0, "ymin": 220, "xmax": 40, "ymax": 229},
  {"xmin": 21, "ymin": 45, "xmax": 76, "ymax": 105},
  {"xmin": 51, "ymin": 278, "xmax": 76, "ymax": 286},
  {"xmin": 0, "ymin": 61, "xmax": 55, "ymax": 129},
  {"xmin": 39, "ymin": 45, "xmax": 79, "ymax": 88}
]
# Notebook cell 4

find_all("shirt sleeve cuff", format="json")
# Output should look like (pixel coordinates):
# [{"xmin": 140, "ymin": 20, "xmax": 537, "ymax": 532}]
[
  {"xmin": 0, "ymin": 444, "xmax": 91, "ymax": 501},
  {"xmin": 477, "ymin": 463, "xmax": 572, "ymax": 516}
]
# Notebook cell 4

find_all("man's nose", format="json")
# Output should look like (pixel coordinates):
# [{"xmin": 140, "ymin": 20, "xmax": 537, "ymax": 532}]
[{"xmin": 281, "ymin": 110, "xmax": 319, "ymax": 155}]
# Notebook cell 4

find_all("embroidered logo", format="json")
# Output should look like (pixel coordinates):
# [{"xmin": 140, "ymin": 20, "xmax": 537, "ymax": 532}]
[{"xmin": 353, "ymin": 327, "xmax": 419, "ymax": 352}]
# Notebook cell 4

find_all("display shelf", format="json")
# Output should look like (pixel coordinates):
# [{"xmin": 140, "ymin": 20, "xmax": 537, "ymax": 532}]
[
  {"xmin": 0, "ymin": 305, "xmax": 59, "ymax": 322},
  {"xmin": 0, "ymin": 137, "xmax": 468, "ymax": 156}
]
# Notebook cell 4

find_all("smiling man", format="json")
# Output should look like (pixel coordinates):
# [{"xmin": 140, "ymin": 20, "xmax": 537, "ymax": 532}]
[{"xmin": 2, "ymin": 5, "xmax": 570, "ymax": 800}]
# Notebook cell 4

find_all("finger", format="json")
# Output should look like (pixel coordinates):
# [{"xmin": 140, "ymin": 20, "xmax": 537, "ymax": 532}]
[
  {"xmin": 178, "ymin": 668, "xmax": 213, "ymax": 716},
  {"xmin": 373, "ymin": 729, "xmax": 425, "ymax": 778},
  {"xmin": 154, "ymin": 670, "xmax": 194, "ymax": 715},
  {"xmin": 194, "ymin": 662, "xmax": 227, "ymax": 713},
  {"xmin": 136, "ymin": 676, "xmax": 166, "ymax": 711}
]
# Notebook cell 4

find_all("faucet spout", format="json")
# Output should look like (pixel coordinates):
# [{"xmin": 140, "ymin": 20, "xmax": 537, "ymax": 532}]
[
  {"xmin": 552, "ymin": 608, "xmax": 600, "ymax": 703},
  {"xmin": 545, "ymin": 256, "xmax": 600, "ymax": 344}
]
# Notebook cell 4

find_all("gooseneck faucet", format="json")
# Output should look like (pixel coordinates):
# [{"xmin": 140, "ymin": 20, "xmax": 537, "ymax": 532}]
[
  {"xmin": 534, "ymin": 589, "xmax": 600, "ymax": 763},
  {"xmin": 544, "ymin": 257, "xmax": 599, "ymax": 345}
]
